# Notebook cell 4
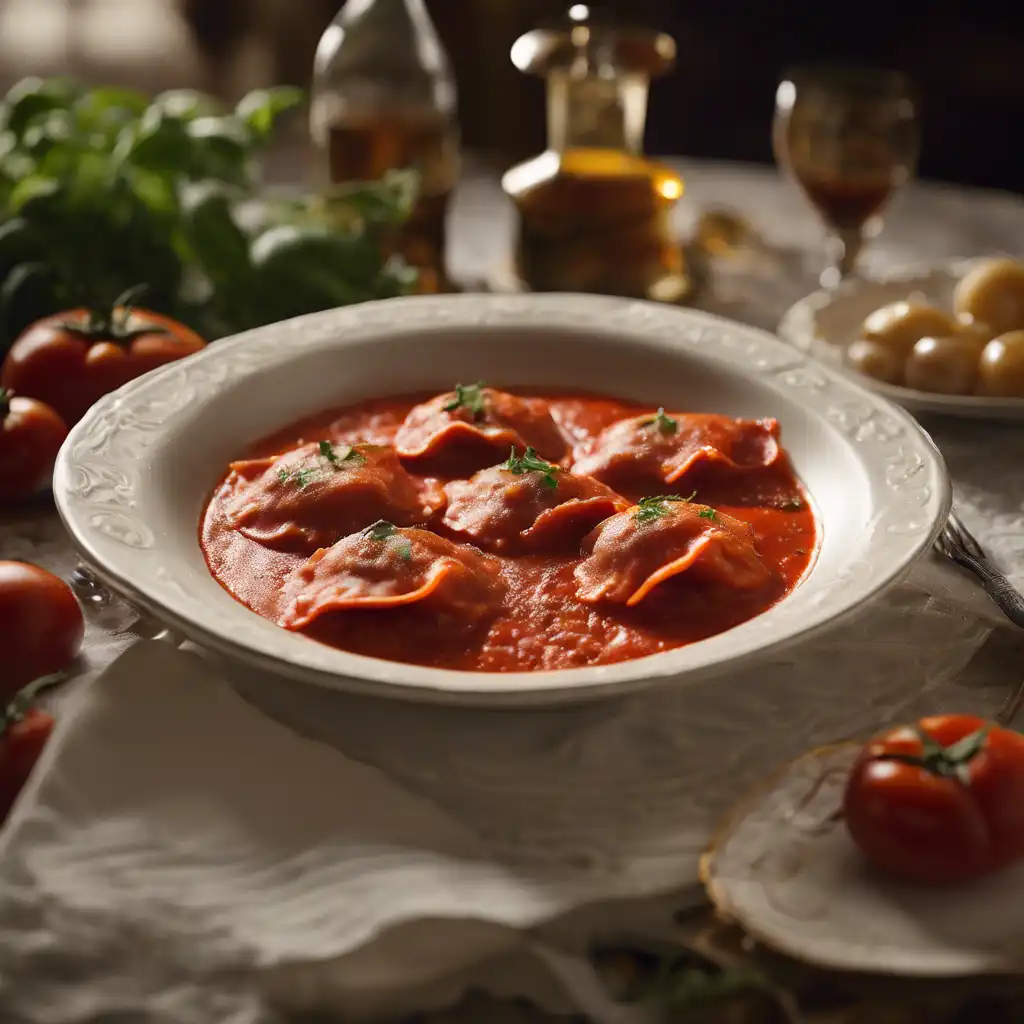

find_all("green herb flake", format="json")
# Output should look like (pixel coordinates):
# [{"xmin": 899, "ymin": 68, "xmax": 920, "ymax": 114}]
[
  {"xmin": 442, "ymin": 381, "xmax": 488, "ymax": 422},
  {"xmin": 277, "ymin": 466, "xmax": 316, "ymax": 488},
  {"xmin": 319, "ymin": 439, "xmax": 365, "ymax": 467},
  {"xmin": 364, "ymin": 519, "xmax": 398, "ymax": 542},
  {"xmin": 501, "ymin": 445, "xmax": 559, "ymax": 489},
  {"xmin": 639, "ymin": 407, "xmax": 679, "ymax": 435},
  {"xmin": 363, "ymin": 519, "xmax": 413, "ymax": 561},
  {"xmin": 697, "ymin": 508, "xmax": 716, "ymax": 520},
  {"xmin": 633, "ymin": 492, "xmax": 696, "ymax": 524},
  {"xmin": 780, "ymin": 497, "xmax": 804, "ymax": 512}
]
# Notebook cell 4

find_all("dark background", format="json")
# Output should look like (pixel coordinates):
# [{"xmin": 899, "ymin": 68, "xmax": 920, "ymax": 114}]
[{"xmin": 178, "ymin": 0, "xmax": 1024, "ymax": 193}]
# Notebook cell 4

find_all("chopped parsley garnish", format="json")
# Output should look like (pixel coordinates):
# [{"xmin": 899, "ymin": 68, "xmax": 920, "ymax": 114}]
[
  {"xmin": 443, "ymin": 381, "xmax": 488, "ymax": 422},
  {"xmin": 501, "ymin": 445, "xmax": 559, "ymax": 489},
  {"xmin": 633, "ymin": 492, "xmax": 696, "ymax": 524},
  {"xmin": 697, "ymin": 508, "xmax": 717, "ymax": 520},
  {"xmin": 277, "ymin": 466, "xmax": 316, "ymax": 489},
  {"xmin": 364, "ymin": 520, "xmax": 398, "ymax": 541},
  {"xmin": 276, "ymin": 441, "xmax": 365, "ymax": 488},
  {"xmin": 319, "ymin": 439, "xmax": 365, "ymax": 467},
  {"xmin": 363, "ymin": 519, "xmax": 412, "ymax": 560},
  {"xmin": 639, "ymin": 407, "xmax": 678, "ymax": 435}
]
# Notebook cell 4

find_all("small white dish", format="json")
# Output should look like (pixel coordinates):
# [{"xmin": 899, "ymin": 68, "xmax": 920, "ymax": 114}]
[
  {"xmin": 778, "ymin": 258, "xmax": 1024, "ymax": 421},
  {"xmin": 703, "ymin": 743, "xmax": 1024, "ymax": 976},
  {"xmin": 54, "ymin": 294, "xmax": 949, "ymax": 707}
]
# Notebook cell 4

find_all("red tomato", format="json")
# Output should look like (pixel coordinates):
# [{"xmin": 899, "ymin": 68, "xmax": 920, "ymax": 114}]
[
  {"xmin": 844, "ymin": 714, "xmax": 1024, "ymax": 884},
  {"xmin": 0, "ymin": 387, "xmax": 67, "ymax": 501},
  {"xmin": 0, "ymin": 562, "xmax": 84, "ymax": 697},
  {"xmin": 0, "ymin": 703, "xmax": 54, "ymax": 824},
  {"xmin": 1, "ymin": 305, "xmax": 205, "ymax": 425}
]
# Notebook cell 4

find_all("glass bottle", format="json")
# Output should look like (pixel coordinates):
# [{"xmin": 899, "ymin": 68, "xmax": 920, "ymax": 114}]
[
  {"xmin": 501, "ymin": 6, "xmax": 690, "ymax": 303},
  {"xmin": 310, "ymin": 0, "xmax": 460, "ymax": 291}
]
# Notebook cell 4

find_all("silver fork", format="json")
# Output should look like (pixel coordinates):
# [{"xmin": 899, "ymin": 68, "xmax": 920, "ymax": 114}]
[{"xmin": 934, "ymin": 510, "xmax": 1024, "ymax": 723}]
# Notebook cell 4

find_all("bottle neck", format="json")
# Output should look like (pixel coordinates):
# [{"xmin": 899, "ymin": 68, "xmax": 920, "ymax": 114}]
[
  {"xmin": 546, "ymin": 72, "xmax": 649, "ymax": 155},
  {"xmin": 338, "ymin": 0, "xmax": 428, "ymax": 23},
  {"xmin": 312, "ymin": 0, "xmax": 455, "ymax": 130}
]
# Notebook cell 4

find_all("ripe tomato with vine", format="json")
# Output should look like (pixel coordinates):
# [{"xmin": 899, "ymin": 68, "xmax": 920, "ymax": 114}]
[
  {"xmin": 1, "ymin": 287, "xmax": 205, "ymax": 425},
  {"xmin": 844, "ymin": 714, "xmax": 1024, "ymax": 884}
]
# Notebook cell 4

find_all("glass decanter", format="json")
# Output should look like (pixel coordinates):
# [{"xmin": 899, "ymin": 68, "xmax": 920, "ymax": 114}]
[
  {"xmin": 501, "ymin": 5, "xmax": 689, "ymax": 303},
  {"xmin": 311, "ymin": 0, "xmax": 460, "ymax": 291}
]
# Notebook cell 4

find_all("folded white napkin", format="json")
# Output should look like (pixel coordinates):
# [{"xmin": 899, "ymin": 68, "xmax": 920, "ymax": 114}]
[
  {"xmin": 0, "ymin": 642, "xmax": 687, "ymax": 1023},
  {"xmin": 0, "ymin": 557, "xmax": 1017, "ymax": 1023}
]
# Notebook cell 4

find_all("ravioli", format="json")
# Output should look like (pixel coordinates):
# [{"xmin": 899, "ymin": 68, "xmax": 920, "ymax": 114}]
[
  {"xmin": 574, "ymin": 497, "xmax": 771, "ymax": 606},
  {"xmin": 279, "ymin": 522, "xmax": 506, "ymax": 631},
  {"xmin": 572, "ymin": 410, "xmax": 780, "ymax": 492},
  {"xmin": 443, "ymin": 448, "xmax": 628, "ymax": 552},
  {"xmin": 395, "ymin": 383, "xmax": 568, "ymax": 470},
  {"xmin": 202, "ymin": 386, "xmax": 817, "ymax": 673},
  {"xmin": 223, "ymin": 441, "xmax": 441, "ymax": 553}
]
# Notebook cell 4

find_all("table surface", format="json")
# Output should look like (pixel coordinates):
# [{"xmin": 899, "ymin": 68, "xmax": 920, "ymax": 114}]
[{"xmin": 3, "ymin": 159, "xmax": 1024, "ymax": 1022}]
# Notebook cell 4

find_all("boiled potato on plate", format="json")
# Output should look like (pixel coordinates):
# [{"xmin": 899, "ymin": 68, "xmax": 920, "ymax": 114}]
[{"xmin": 848, "ymin": 258, "xmax": 1024, "ymax": 398}]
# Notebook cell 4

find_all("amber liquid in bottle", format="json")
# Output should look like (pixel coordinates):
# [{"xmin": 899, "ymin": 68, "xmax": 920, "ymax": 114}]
[
  {"xmin": 505, "ymin": 148, "xmax": 688, "ymax": 303},
  {"xmin": 503, "ymin": 17, "xmax": 688, "ymax": 303},
  {"xmin": 318, "ymin": 112, "xmax": 459, "ymax": 290},
  {"xmin": 310, "ymin": 0, "xmax": 460, "ymax": 292}
]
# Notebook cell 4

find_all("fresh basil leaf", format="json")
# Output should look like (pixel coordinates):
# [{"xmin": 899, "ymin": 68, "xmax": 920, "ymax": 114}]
[
  {"xmin": 73, "ymin": 87, "xmax": 148, "ymax": 141},
  {"xmin": 323, "ymin": 169, "xmax": 419, "ymax": 231},
  {"xmin": 76, "ymin": 86, "xmax": 147, "ymax": 121},
  {"xmin": 0, "ymin": 144, "xmax": 35, "ymax": 186},
  {"xmin": 180, "ymin": 180, "xmax": 252, "ymax": 287},
  {"xmin": 186, "ymin": 117, "xmax": 252, "ymax": 185},
  {"xmin": 124, "ymin": 167, "xmax": 180, "ymax": 221},
  {"xmin": 4, "ymin": 77, "xmax": 79, "ymax": 139},
  {"xmin": 150, "ymin": 89, "xmax": 222, "ymax": 121},
  {"xmin": 235, "ymin": 87, "xmax": 303, "ymax": 140},
  {"xmin": 9, "ymin": 176, "xmax": 62, "ymax": 215},
  {"xmin": 374, "ymin": 255, "xmax": 419, "ymax": 297},
  {"xmin": 118, "ymin": 111, "xmax": 193, "ymax": 175},
  {"xmin": 251, "ymin": 224, "xmax": 385, "ymax": 287},
  {"xmin": 21, "ymin": 109, "xmax": 76, "ymax": 156}
]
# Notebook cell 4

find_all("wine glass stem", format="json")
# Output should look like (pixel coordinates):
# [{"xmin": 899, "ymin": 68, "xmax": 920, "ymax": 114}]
[{"xmin": 822, "ymin": 228, "xmax": 864, "ymax": 287}]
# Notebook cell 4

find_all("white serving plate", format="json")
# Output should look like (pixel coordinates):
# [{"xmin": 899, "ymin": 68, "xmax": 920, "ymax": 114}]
[
  {"xmin": 54, "ymin": 294, "xmax": 949, "ymax": 707},
  {"xmin": 704, "ymin": 743, "xmax": 1024, "ymax": 977},
  {"xmin": 778, "ymin": 258, "xmax": 1024, "ymax": 421}
]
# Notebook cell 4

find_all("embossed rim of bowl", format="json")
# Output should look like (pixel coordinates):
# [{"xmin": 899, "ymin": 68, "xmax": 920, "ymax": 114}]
[
  {"xmin": 778, "ymin": 257, "xmax": 1024, "ymax": 421},
  {"xmin": 53, "ymin": 294, "xmax": 950, "ymax": 707}
]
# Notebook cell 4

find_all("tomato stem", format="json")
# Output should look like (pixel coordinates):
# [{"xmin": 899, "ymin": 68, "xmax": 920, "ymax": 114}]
[
  {"xmin": 0, "ymin": 672, "xmax": 67, "ymax": 739},
  {"xmin": 0, "ymin": 387, "xmax": 10, "ymax": 421},
  {"xmin": 876, "ymin": 726, "xmax": 989, "ymax": 785},
  {"xmin": 56, "ymin": 283, "xmax": 168, "ymax": 345}
]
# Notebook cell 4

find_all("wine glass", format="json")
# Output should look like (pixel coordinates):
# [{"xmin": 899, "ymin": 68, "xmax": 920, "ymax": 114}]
[{"xmin": 773, "ymin": 64, "xmax": 920, "ymax": 288}]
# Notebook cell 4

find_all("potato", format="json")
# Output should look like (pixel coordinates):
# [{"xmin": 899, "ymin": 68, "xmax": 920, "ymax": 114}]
[
  {"xmin": 953, "ymin": 259, "xmax": 1024, "ymax": 335},
  {"xmin": 904, "ymin": 336, "xmax": 982, "ymax": 395},
  {"xmin": 846, "ymin": 338, "xmax": 904, "ymax": 384},
  {"xmin": 860, "ymin": 301, "xmax": 959, "ymax": 357},
  {"xmin": 955, "ymin": 316, "xmax": 996, "ymax": 346},
  {"xmin": 978, "ymin": 330, "xmax": 1024, "ymax": 397}
]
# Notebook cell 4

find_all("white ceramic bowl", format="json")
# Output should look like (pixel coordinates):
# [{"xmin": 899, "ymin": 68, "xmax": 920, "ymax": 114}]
[
  {"xmin": 54, "ymin": 294, "xmax": 950, "ymax": 707},
  {"xmin": 778, "ymin": 258, "xmax": 1024, "ymax": 421}
]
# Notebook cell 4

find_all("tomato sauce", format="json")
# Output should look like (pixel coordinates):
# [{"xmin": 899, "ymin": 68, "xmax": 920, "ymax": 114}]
[{"xmin": 201, "ymin": 391, "xmax": 817, "ymax": 673}]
